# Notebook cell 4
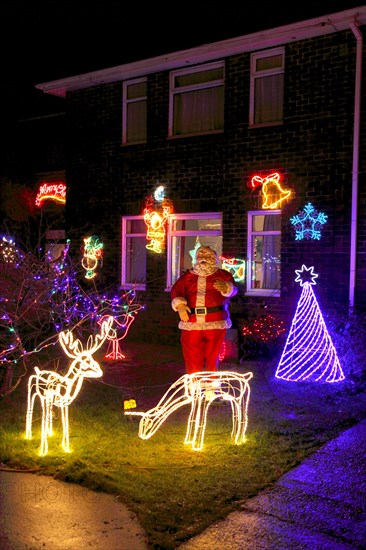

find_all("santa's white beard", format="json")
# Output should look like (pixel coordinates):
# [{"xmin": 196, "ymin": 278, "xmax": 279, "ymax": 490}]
[{"xmin": 193, "ymin": 261, "xmax": 217, "ymax": 276}]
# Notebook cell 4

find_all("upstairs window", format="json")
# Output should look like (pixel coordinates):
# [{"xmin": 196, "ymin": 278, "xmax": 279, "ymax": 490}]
[
  {"xmin": 249, "ymin": 48, "xmax": 284, "ymax": 127},
  {"xmin": 121, "ymin": 216, "xmax": 146, "ymax": 290},
  {"xmin": 122, "ymin": 78, "xmax": 147, "ymax": 144},
  {"xmin": 169, "ymin": 62, "xmax": 224, "ymax": 138},
  {"xmin": 167, "ymin": 213, "xmax": 223, "ymax": 288},
  {"xmin": 247, "ymin": 211, "xmax": 281, "ymax": 296}
]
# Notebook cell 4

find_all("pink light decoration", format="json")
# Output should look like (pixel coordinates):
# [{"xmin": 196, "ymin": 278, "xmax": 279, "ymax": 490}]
[
  {"xmin": 275, "ymin": 265, "xmax": 345, "ymax": 383},
  {"xmin": 126, "ymin": 371, "xmax": 253, "ymax": 451},
  {"xmin": 143, "ymin": 195, "xmax": 173, "ymax": 253},
  {"xmin": 251, "ymin": 172, "xmax": 291, "ymax": 209},
  {"xmin": 98, "ymin": 313, "xmax": 134, "ymax": 360},
  {"xmin": 25, "ymin": 317, "xmax": 114, "ymax": 456},
  {"xmin": 35, "ymin": 182, "xmax": 66, "ymax": 207}
]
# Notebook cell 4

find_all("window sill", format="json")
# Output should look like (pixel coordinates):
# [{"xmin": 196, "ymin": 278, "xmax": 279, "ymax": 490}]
[{"xmin": 245, "ymin": 290, "xmax": 280, "ymax": 298}]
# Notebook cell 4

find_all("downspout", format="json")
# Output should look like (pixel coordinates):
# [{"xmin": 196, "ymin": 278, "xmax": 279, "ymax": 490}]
[{"xmin": 349, "ymin": 20, "xmax": 363, "ymax": 314}]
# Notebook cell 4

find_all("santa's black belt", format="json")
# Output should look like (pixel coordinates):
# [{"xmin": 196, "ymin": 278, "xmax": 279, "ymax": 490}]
[{"xmin": 189, "ymin": 306, "xmax": 227, "ymax": 315}]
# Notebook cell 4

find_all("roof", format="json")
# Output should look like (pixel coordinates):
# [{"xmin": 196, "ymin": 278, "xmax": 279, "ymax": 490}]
[{"xmin": 36, "ymin": 5, "xmax": 366, "ymax": 98}]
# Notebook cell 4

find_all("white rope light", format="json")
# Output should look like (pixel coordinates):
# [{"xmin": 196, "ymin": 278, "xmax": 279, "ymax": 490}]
[
  {"xmin": 25, "ymin": 316, "xmax": 114, "ymax": 456},
  {"xmin": 126, "ymin": 371, "xmax": 253, "ymax": 451}
]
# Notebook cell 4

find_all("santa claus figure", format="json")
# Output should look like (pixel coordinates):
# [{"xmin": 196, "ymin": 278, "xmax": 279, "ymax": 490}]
[{"xmin": 171, "ymin": 246, "xmax": 238, "ymax": 373}]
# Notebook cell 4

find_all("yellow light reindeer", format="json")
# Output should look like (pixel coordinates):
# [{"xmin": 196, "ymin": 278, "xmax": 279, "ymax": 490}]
[
  {"xmin": 25, "ymin": 317, "xmax": 114, "ymax": 456},
  {"xmin": 126, "ymin": 371, "xmax": 253, "ymax": 451}
]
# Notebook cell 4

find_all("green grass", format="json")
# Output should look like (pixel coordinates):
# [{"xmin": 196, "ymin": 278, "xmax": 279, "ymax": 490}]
[{"xmin": 1, "ymin": 357, "xmax": 366, "ymax": 549}]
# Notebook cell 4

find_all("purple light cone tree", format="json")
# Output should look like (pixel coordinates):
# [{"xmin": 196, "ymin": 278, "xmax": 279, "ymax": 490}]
[{"xmin": 275, "ymin": 265, "xmax": 345, "ymax": 383}]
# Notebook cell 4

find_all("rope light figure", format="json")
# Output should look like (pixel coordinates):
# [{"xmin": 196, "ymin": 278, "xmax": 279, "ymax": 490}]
[
  {"xmin": 220, "ymin": 256, "xmax": 246, "ymax": 283},
  {"xmin": 25, "ymin": 316, "xmax": 114, "ymax": 456},
  {"xmin": 290, "ymin": 202, "xmax": 328, "ymax": 240},
  {"xmin": 275, "ymin": 265, "xmax": 345, "ymax": 383},
  {"xmin": 81, "ymin": 235, "xmax": 104, "ymax": 279},
  {"xmin": 97, "ymin": 290, "xmax": 143, "ymax": 360},
  {"xmin": 251, "ymin": 172, "xmax": 291, "ymax": 209},
  {"xmin": 126, "ymin": 371, "xmax": 253, "ymax": 451},
  {"xmin": 143, "ymin": 187, "xmax": 173, "ymax": 253},
  {"xmin": 35, "ymin": 182, "xmax": 66, "ymax": 207}
]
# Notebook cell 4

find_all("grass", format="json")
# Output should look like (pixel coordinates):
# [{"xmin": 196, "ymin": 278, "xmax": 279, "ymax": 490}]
[{"xmin": 1, "ymin": 344, "xmax": 366, "ymax": 549}]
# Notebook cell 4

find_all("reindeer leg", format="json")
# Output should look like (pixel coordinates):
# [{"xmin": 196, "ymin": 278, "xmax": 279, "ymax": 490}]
[
  {"xmin": 61, "ymin": 405, "xmax": 70, "ymax": 452},
  {"xmin": 40, "ymin": 398, "xmax": 48, "ymax": 456},
  {"xmin": 185, "ymin": 398, "xmax": 199, "ymax": 445},
  {"xmin": 231, "ymin": 399, "xmax": 242, "ymax": 444},
  {"xmin": 192, "ymin": 397, "xmax": 210, "ymax": 451}
]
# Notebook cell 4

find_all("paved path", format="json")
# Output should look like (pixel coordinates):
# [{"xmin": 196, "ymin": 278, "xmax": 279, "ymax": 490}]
[
  {"xmin": 0, "ymin": 470, "xmax": 149, "ymax": 549},
  {"xmin": 181, "ymin": 418, "xmax": 366, "ymax": 549}
]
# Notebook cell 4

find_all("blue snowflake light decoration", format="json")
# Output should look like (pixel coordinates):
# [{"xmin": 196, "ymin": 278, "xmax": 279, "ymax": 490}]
[{"xmin": 290, "ymin": 202, "xmax": 328, "ymax": 240}]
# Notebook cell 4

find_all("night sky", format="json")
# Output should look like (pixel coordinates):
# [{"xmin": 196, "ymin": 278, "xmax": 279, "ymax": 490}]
[{"xmin": 0, "ymin": 0, "xmax": 363, "ymax": 121}]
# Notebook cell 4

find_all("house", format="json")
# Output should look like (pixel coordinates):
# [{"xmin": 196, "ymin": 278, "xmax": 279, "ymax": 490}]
[{"xmin": 34, "ymin": 6, "xmax": 366, "ymax": 351}]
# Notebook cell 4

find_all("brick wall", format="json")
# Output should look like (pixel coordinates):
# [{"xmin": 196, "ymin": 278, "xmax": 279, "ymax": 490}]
[{"xmin": 65, "ymin": 29, "xmax": 366, "ymax": 345}]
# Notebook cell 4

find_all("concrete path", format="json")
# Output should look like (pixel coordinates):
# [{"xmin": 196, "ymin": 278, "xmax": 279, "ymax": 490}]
[
  {"xmin": 181, "ymin": 418, "xmax": 366, "ymax": 549},
  {"xmin": 0, "ymin": 470, "xmax": 149, "ymax": 549}
]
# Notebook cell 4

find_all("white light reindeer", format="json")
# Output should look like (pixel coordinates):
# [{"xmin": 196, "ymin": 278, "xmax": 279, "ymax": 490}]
[
  {"xmin": 126, "ymin": 371, "xmax": 253, "ymax": 451},
  {"xmin": 25, "ymin": 317, "xmax": 114, "ymax": 456}
]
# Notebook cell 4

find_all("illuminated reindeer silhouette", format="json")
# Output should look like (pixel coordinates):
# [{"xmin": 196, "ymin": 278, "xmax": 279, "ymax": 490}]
[
  {"xmin": 25, "ymin": 317, "xmax": 114, "ymax": 456},
  {"xmin": 126, "ymin": 371, "xmax": 253, "ymax": 451}
]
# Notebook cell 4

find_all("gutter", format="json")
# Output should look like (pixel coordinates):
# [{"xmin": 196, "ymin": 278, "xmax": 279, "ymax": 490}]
[
  {"xmin": 35, "ymin": 7, "xmax": 366, "ymax": 98},
  {"xmin": 349, "ymin": 20, "xmax": 363, "ymax": 314}
]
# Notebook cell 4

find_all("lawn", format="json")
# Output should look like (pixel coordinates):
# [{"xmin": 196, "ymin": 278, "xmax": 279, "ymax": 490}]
[{"xmin": 1, "ymin": 343, "xmax": 365, "ymax": 549}]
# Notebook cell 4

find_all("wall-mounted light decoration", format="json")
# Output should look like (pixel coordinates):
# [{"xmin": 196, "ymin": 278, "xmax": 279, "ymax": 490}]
[
  {"xmin": 97, "ymin": 290, "xmax": 143, "ymax": 360},
  {"xmin": 220, "ymin": 256, "xmax": 246, "ymax": 282},
  {"xmin": 81, "ymin": 235, "xmax": 104, "ymax": 279},
  {"xmin": 25, "ymin": 317, "xmax": 114, "ymax": 456},
  {"xmin": 275, "ymin": 265, "xmax": 345, "ymax": 383},
  {"xmin": 126, "ymin": 371, "xmax": 253, "ymax": 451},
  {"xmin": 35, "ymin": 182, "xmax": 66, "ymax": 207},
  {"xmin": 290, "ymin": 202, "xmax": 328, "ymax": 240},
  {"xmin": 143, "ymin": 187, "xmax": 173, "ymax": 253},
  {"xmin": 251, "ymin": 172, "xmax": 291, "ymax": 209}
]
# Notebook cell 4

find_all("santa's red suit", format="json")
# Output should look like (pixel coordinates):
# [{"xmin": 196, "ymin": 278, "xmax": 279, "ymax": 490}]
[{"xmin": 171, "ymin": 258, "xmax": 237, "ymax": 373}]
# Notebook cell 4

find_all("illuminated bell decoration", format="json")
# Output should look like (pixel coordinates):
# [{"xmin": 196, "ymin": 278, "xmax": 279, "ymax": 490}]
[
  {"xmin": 290, "ymin": 202, "xmax": 328, "ymax": 240},
  {"xmin": 35, "ymin": 182, "xmax": 66, "ymax": 207},
  {"xmin": 275, "ymin": 265, "xmax": 345, "ymax": 383},
  {"xmin": 126, "ymin": 371, "xmax": 253, "ymax": 451},
  {"xmin": 81, "ymin": 235, "xmax": 104, "ymax": 279},
  {"xmin": 251, "ymin": 172, "xmax": 291, "ymax": 209},
  {"xmin": 25, "ymin": 317, "xmax": 114, "ymax": 456},
  {"xmin": 220, "ymin": 256, "xmax": 246, "ymax": 282}
]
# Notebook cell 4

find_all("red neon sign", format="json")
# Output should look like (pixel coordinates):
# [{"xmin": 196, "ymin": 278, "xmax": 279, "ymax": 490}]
[{"xmin": 35, "ymin": 182, "xmax": 66, "ymax": 207}]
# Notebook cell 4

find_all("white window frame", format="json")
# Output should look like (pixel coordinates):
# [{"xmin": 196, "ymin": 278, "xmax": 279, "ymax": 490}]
[
  {"xmin": 166, "ymin": 212, "xmax": 223, "ymax": 289},
  {"xmin": 121, "ymin": 215, "xmax": 146, "ymax": 290},
  {"xmin": 246, "ymin": 210, "xmax": 281, "ymax": 297},
  {"xmin": 249, "ymin": 47, "xmax": 284, "ymax": 127},
  {"xmin": 122, "ymin": 77, "xmax": 147, "ymax": 145},
  {"xmin": 168, "ymin": 61, "xmax": 225, "ymax": 138}
]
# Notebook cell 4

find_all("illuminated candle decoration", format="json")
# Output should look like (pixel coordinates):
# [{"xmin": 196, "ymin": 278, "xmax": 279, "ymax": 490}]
[
  {"xmin": 251, "ymin": 172, "xmax": 291, "ymax": 209},
  {"xmin": 25, "ymin": 316, "xmax": 114, "ymax": 456},
  {"xmin": 126, "ymin": 371, "xmax": 253, "ymax": 451},
  {"xmin": 275, "ymin": 265, "xmax": 345, "ymax": 383},
  {"xmin": 220, "ymin": 256, "xmax": 246, "ymax": 282},
  {"xmin": 98, "ymin": 291, "xmax": 142, "ymax": 360},
  {"xmin": 290, "ymin": 202, "xmax": 328, "ymax": 240},
  {"xmin": 35, "ymin": 182, "xmax": 66, "ymax": 207},
  {"xmin": 81, "ymin": 235, "xmax": 104, "ymax": 279},
  {"xmin": 143, "ymin": 188, "xmax": 173, "ymax": 253}
]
